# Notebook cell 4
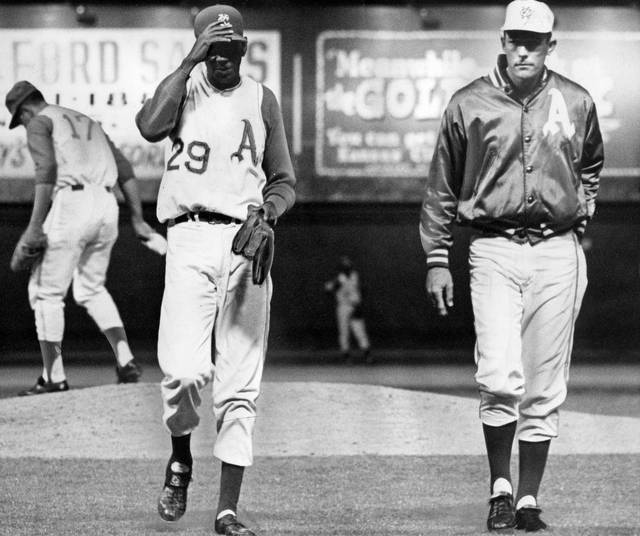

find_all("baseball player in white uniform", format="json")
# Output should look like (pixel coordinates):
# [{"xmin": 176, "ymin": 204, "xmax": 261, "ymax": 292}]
[
  {"xmin": 420, "ymin": 0, "xmax": 603, "ymax": 531},
  {"xmin": 324, "ymin": 256, "xmax": 372, "ymax": 364},
  {"xmin": 5, "ymin": 80, "xmax": 154, "ymax": 395},
  {"xmin": 136, "ymin": 5, "xmax": 296, "ymax": 535}
]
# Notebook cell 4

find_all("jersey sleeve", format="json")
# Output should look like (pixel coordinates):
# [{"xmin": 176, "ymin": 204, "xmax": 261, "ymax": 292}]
[
  {"xmin": 260, "ymin": 85, "xmax": 296, "ymax": 220},
  {"xmin": 580, "ymin": 99, "xmax": 604, "ymax": 217},
  {"xmin": 105, "ymin": 133, "xmax": 135, "ymax": 185},
  {"xmin": 419, "ymin": 102, "xmax": 467, "ymax": 270},
  {"xmin": 135, "ymin": 67, "xmax": 191, "ymax": 143},
  {"xmin": 26, "ymin": 115, "xmax": 57, "ymax": 186}
]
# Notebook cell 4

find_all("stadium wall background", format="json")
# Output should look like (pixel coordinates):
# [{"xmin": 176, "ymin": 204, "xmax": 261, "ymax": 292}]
[{"xmin": 1, "ymin": 3, "xmax": 639, "ymax": 359}]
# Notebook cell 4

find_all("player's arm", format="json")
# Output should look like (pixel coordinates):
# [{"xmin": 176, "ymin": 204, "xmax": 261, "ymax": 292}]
[
  {"xmin": 579, "ymin": 99, "xmax": 604, "ymax": 220},
  {"xmin": 135, "ymin": 69, "xmax": 190, "ymax": 143},
  {"xmin": 106, "ymin": 135, "xmax": 153, "ymax": 241},
  {"xmin": 260, "ymin": 86, "xmax": 296, "ymax": 224},
  {"xmin": 24, "ymin": 116, "xmax": 56, "ymax": 238},
  {"xmin": 135, "ymin": 21, "xmax": 234, "ymax": 142},
  {"xmin": 419, "ymin": 105, "xmax": 466, "ymax": 316}
]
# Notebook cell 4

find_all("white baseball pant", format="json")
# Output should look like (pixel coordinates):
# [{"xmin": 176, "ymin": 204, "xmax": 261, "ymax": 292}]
[
  {"xmin": 28, "ymin": 185, "xmax": 123, "ymax": 341},
  {"xmin": 336, "ymin": 303, "xmax": 370, "ymax": 352},
  {"xmin": 469, "ymin": 231, "xmax": 587, "ymax": 442},
  {"xmin": 158, "ymin": 220, "xmax": 271, "ymax": 467}
]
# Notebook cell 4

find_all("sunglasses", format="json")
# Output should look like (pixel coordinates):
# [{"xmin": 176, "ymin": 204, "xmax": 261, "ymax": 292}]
[{"xmin": 208, "ymin": 42, "xmax": 243, "ymax": 59}]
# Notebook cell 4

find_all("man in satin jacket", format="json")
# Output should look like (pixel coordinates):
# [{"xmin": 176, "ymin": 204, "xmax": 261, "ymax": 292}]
[{"xmin": 419, "ymin": 0, "xmax": 604, "ymax": 532}]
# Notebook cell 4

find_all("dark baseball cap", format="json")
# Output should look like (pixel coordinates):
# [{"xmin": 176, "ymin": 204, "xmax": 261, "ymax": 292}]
[
  {"xmin": 193, "ymin": 4, "xmax": 246, "ymax": 41},
  {"xmin": 5, "ymin": 80, "xmax": 43, "ymax": 129}
]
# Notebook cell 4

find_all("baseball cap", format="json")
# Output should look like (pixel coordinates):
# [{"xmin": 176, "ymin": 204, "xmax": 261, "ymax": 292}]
[
  {"xmin": 193, "ymin": 4, "xmax": 246, "ymax": 41},
  {"xmin": 5, "ymin": 80, "xmax": 43, "ymax": 129},
  {"xmin": 502, "ymin": 0, "xmax": 554, "ymax": 34}
]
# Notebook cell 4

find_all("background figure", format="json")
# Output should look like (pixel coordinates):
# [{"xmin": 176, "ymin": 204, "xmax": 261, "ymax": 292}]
[
  {"xmin": 135, "ymin": 5, "xmax": 296, "ymax": 536},
  {"xmin": 419, "ymin": 0, "xmax": 603, "ymax": 532},
  {"xmin": 5, "ymin": 80, "xmax": 154, "ymax": 396},
  {"xmin": 324, "ymin": 256, "xmax": 372, "ymax": 364}
]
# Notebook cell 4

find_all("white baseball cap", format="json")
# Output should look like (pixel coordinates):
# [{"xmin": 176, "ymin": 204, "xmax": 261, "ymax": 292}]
[{"xmin": 502, "ymin": 0, "xmax": 554, "ymax": 34}]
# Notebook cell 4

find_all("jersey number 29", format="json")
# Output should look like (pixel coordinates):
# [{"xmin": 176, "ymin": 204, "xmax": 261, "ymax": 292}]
[{"xmin": 167, "ymin": 138, "xmax": 210, "ymax": 175}]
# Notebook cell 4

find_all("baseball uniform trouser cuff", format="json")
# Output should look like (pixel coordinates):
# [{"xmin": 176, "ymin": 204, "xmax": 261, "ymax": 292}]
[
  {"xmin": 517, "ymin": 416, "xmax": 560, "ymax": 442},
  {"xmin": 76, "ymin": 290, "xmax": 123, "ymax": 331},
  {"xmin": 479, "ymin": 394, "xmax": 519, "ymax": 427},
  {"xmin": 214, "ymin": 417, "xmax": 255, "ymax": 467},
  {"xmin": 162, "ymin": 377, "xmax": 209, "ymax": 436}
]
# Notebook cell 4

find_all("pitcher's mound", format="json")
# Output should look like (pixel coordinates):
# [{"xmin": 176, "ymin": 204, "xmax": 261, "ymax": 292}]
[{"xmin": 0, "ymin": 382, "xmax": 638, "ymax": 458}]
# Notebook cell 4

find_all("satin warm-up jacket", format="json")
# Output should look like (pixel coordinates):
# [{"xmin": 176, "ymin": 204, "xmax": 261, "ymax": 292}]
[{"xmin": 420, "ymin": 55, "xmax": 604, "ymax": 269}]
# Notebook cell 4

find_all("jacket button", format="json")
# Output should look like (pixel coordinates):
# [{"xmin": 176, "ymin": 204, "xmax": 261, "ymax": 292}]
[
  {"xmin": 524, "ymin": 135, "xmax": 532, "ymax": 143},
  {"xmin": 527, "ymin": 195, "xmax": 535, "ymax": 203},
  {"xmin": 526, "ymin": 165, "xmax": 533, "ymax": 173},
  {"xmin": 523, "ymin": 106, "xmax": 529, "ymax": 113}
]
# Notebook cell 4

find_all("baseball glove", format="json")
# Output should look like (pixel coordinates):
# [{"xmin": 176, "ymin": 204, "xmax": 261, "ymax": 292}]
[
  {"xmin": 231, "ymin": 204, "xmax": 274, "ymax": 285},
  {"xmin": 10, "ymin": 227, "xmax": 47, "ymax": 272}
]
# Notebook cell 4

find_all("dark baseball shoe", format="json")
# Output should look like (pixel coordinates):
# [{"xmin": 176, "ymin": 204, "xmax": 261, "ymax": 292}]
[
  {"xmin": 18, "ymin": 375, "xmax": 69, "ymax": 396},
  {"xmin": 215, "ymin": 513, "xmax": 256, "ymax": 535},
  {"xmin": 487, "ymin": 492, "xmax": 516, "ymax": 531},
  {"xmin": 157, "ymin": 459, "xmax": 191, "ymax": 522},
  {"xmin": 116, "ymin": 359, "xmax": 142, "ymax": 384},
  {"xmin": 515, "ymin": 506, "xmax": 547, "ymax": 532},
  {"xmin": 364, "ymin": 348, "xmax": 374, "ymax": 365}
]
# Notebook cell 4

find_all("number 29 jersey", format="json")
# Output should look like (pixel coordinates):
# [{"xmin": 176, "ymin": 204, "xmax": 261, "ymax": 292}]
[{"xmin": 156, "ymin": 64, "xmax": 268, "ymax": 223}]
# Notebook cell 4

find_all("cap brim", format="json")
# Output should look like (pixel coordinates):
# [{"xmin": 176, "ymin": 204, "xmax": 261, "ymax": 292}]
[
  {"xmin": 502, "ymin": 26, "xmax": 552, "ymax": 34},
  {"xmin": 9, "ymin": 113, "xmax": 21, "ymax": 129}
]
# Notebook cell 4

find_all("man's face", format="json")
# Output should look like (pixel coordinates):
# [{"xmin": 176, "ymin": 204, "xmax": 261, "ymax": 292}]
[
  {"xmin": 501, "ymin": 31, "xmax": 555, "ymax": 85},
  {"xmin": 205, "ymin": 41, "xmax": 246, "ymax": 89},
  {"xmin": 16, "ymin": 107, "xmax": 33, "ymax": 128}
]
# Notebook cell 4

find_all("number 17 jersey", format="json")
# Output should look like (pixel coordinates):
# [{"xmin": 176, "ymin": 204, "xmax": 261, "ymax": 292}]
[{"xmin": 156, "ymin": 64, "xmax": 267, "ymax": 223}]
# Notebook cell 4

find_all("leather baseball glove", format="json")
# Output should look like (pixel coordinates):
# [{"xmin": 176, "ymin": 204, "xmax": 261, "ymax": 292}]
[
  {"xmin": 10, "ymin": 227, "xmax": 47, "ymax": 272},
  {"xmin": 232, "ymin": 204, "xmax": 275, "ymax": 285}
]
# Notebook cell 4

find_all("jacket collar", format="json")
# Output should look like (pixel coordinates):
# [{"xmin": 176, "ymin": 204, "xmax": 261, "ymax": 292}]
[{"xmin": 488, "ymin": 54, "xmax": 549, "ymax": 95}]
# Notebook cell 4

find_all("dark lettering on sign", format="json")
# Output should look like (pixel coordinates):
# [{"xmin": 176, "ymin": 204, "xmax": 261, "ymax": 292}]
[
  {"xmin": 231, "ymin": 119, "xmax": 258, "ymax": 166},
  {"xmin": 99, "ymin": 41, "xmax": 118, "ymax": 84},
  {"xmin": 141, "ymin": 41, "xmax": 159, "ymax": 84},
  {"xmin": 13, "ymin": 41, "xmax": 34, "ymax": 81},
  {"xmin": 41, "ymin": 41, "xmax": 60, "ymax": 84},
  {"xmin": 247, "ymin": 41, "xmax": 267, "ymax": 83},
  {"xmin": 70, "ymin": 41, "xmax": 89, "ymax": 84}
]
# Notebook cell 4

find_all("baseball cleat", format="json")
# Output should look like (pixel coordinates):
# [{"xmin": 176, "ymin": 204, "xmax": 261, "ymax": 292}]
[
  {"xmin": 116, "ymin": 359, "xmax": 142, "ymax": 384},
  {"xmin": 487, "ymin": 492, "xmax": 516, "ymax": 531},
  {"xmin": 18, "ymin": 375, "xmax": 69, "ymax": 396},
  {"xmin": 364, "ymin": 349, "xmax": 374, "ymax": 365},
  {"xmin": 157, "ymin": 459, "xmax": 191, "ymax": 522},
  {"xmin": 515, "ymin": 506, "xmax": 547, "ymax": 532},
  {"xmin": 215, "ymin": 513, "xmax": 256, "ymax": 535}
]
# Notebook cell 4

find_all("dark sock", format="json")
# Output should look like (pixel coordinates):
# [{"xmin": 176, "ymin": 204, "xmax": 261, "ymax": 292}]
[
  {"xmin": 516, "ymin": 439, "xmax": 550, "ymax": 505},
  {"xmin": 217, "ymin": 462, "xmax": 245, "ymax": 516},
  {"xmin": 171, "ymin": 434, "xmax": 192, "ymax": 468},
  {"xmin": 483, "ymin": 421, "xmax": 517, "ymax": 493}
]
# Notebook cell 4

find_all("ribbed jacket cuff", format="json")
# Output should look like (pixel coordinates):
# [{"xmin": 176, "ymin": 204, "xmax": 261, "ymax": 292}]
[{"xmin": 426, "ymin": 248, "xmax": 449, "ymax": 270}]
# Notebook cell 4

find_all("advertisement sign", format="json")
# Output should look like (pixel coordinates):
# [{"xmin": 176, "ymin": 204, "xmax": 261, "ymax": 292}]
[
  {"xmin": 0, "ymin": 28, "xmax": 281, "ymax": 184},
  {"xmin": 316, "ymin": 30, "xmax": 640, "ymax": 180}
]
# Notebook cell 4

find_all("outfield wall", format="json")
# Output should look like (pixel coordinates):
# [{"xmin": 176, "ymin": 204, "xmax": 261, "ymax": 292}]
[{"xmin": 2, "ymin": 202, "xmax": 639, "ymax": 356}]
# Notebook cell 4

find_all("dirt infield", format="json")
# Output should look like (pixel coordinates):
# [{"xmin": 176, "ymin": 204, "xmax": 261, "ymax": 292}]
[{"xmin": 0, "ymin": 381, "xmax": 639, "ymax": 458}]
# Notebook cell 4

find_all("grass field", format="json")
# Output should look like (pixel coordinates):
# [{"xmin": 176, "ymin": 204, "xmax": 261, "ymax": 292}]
[{"xmin": 3, "ymin": 455, "xmax": 639, "ymax": 535}]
